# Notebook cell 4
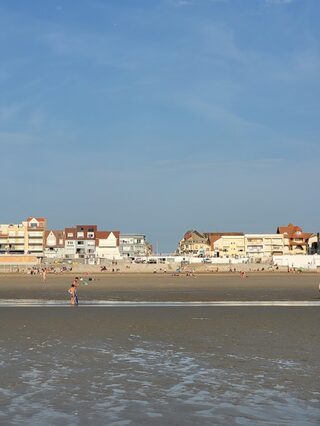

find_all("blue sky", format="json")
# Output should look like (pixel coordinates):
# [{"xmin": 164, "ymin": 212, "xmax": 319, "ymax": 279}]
[{"xmin": 0, "ymin": 0, "xmax": 319, "ymax": 251}]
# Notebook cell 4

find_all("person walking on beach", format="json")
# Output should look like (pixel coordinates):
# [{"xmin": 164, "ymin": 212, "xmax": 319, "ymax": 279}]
[{"xmin": 68, "ymin": 284, "xmax": 78, "ymax": 306}]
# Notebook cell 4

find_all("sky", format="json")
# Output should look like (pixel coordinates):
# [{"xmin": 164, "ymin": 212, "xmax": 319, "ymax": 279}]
[{"xmin": 0, "ymin": 0, "xmax": 319, "ymax": 252}]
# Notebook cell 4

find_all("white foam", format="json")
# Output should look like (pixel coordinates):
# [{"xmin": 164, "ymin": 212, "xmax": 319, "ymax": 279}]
[{"xmin": 0, "ymin": 299, "xmax": 319, "ymax": 307}]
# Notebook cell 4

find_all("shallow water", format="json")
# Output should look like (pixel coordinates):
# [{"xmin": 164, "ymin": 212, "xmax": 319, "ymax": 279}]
[{"xmin": 0, "ymin": 307, "xmax": 319, "ymax": 425}]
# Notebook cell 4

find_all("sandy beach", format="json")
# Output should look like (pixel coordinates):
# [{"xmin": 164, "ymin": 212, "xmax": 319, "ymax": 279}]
[{"xmin": 0, "ymin": 273, "xmax": 319, "ymax": 301}]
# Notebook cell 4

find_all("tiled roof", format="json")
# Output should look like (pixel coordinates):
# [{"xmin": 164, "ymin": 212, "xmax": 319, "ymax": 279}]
[
  {"xmin": 45, "ymin": 230, "xmax": 65, "ymax": 247},
  {"xmin": 27, "ymin": 217, "xmax": 46, "ymax": 222},
  {"xmin": 96, "ymin": 231, "xmax": 120, "ymax": 246},
  {"xmin": 277, "ymin": 224, "xmax": 312, "ymax": 240},
  {"xmin": 183, "ymin": 230, "xmax": 207, "ymax": 240}
]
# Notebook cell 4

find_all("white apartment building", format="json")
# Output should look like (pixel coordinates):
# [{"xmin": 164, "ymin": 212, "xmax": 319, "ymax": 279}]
[
  {"xmin": 245, "ymin": 234, "xmax": 284, "ymax": 260},
  {"xmin": 119, "ymin": 234, "xmax": 150, "ymax": 258}
]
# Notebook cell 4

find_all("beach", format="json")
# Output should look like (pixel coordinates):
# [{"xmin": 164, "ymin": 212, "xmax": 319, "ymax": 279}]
[
  {"xmin": 1, "ymin": 274, "xmax": 320, "ymax": 425},
  {"xmin": 0, "ymin": 273, "xmax": 319, "ymax": 301}
]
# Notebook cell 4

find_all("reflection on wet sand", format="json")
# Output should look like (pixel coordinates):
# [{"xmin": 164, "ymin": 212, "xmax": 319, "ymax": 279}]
[{"xmin": 0, "ymin": 307, "xmax": 319, "ymax": 425}]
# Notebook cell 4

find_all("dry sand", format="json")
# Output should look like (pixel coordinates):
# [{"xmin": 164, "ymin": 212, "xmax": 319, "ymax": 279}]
[{"xmin": 0, "ymin": 273, "xmax": 319, "ymax": 301}]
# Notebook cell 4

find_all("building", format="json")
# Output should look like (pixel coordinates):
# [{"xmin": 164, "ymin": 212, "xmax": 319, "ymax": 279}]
[
  {"xmin": 0, "ymin": 217, "xmax": 46, "ymax": 257},
  {"xmin": 245, "ymin": 234, "xmax": 284, "ymax": 260},
  {"xmin": 208, "ymin": 233, "xmax": 245, "ymax": 258},
  {"xmin": 64, "ymin": 225, "xmax": 97, "ymax": 260},
  {"xmin": 308, "ymin": 233, "xmax": 319, "ymax": 255},
  {"xmin": 96, "ymin": 231, "xmax": 121, "ymax": 259},
  {"xmin": 0, "ymin": 222, "xmax": 27, "ymax": 254},
  {"xmin": 177, "ymin": 230, "xmax": 211, "ymax": 256},
  {"xmin": 25, "ymin": 217, "xmax": 47, "ymax": 256},
  {"xmin": 44, "ymin": 230, "xmax": 65, "ymax": 258},
  {"xmin": 277, "ymin": 224, "xmax": 313, "ymax": 255},
  {"xmin": 119, "ymin": 234, "xmax": 151, "ymax": 258}
]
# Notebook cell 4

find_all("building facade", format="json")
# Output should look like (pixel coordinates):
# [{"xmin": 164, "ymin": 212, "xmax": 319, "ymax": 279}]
[
  {"xmin": 0, "ymin": 217, "xmax": 46, "ymax": 257},
  {"xmin": 64, "ymin": 225, "xmax": 97, "ymax": 260},
  {"xmin": 119, "ymin": 234, "xmax": 151, "ymax": 258},
  {"xmin": 277, "ymin": 224, "xmax": 313, "ymax": 255},
  {"xmin": 0, "ymin": 223, "xmax": 27, "ymax": 254},
  {"xmin": 44, "ymin": 230, "xmax": 65, "ymax": 258},
  {"xmin": 26, "ymin": 217, "xmax": 47, "ymax": 256},
  {"xmin": 308, "ymin": 233, "xmax": 319, "ymax": 255},
  {"xmin": 177, "ymin": 230, "xmax": 211, "ymax": 256},
  {"xmin": 211, "ymin": 234, "xmax": 245, "ymax": 258},
  {"xmin": 245, "ymin": 234, "xmax": 284, "ymax": 260},
  {"xmin": 96, "ymin": 231, "xmax": 121, "ymax": 259}
]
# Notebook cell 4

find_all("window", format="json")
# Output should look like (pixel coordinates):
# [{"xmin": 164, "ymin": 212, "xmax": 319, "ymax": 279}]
[{"xmin": 67, "ymin": 233, "xmax": 73, "ymax": 237}]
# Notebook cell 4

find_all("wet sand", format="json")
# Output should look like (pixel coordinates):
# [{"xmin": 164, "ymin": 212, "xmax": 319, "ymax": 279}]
[
  {"xmin": 0, "ymin": 273, "xmax": 320, "ymax": 301},
  {"xmin": 0, "ymin": 307, "xmax": 319, "ymax": 425},
  {"xmin": 1, "ymin": 275, "xmax": 319, "ymax": 423}
]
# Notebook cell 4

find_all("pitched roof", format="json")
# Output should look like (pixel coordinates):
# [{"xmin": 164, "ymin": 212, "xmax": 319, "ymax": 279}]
[
  {"xmin": 45, "ymin": 230, "xmax": 65, "ymax": 248},
  {"xmin": 96, "ymin": 231, "xmax": 120, "ymax": 246},
  {"xmin": 277, "ymin": 224, "xmax": 312, "ymax": 240},
  {"xmin": 27, "ymin": 217, "xmax": 46, "ymax": 222},
  {"xmin": 183, "ymin": 230, "xmax": 207, "ymax": 240}
]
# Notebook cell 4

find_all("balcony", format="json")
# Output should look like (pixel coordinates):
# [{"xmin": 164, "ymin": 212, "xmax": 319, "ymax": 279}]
[
  {"xmin": 8, "ymin": 239, "xmax": 25, "ymax": 243},
  {"xmin": 8, "ymin": 233, "xmax": 25, "ymax": 237},
  {"xmin": 28, "ymin": 232, "xmax": 44, "ymax": 238}
]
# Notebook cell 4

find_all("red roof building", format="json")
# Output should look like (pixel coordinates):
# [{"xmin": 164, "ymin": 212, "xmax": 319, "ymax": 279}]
[{"xmin": 277, "ymin": 223, "xmax": 313, "ymax": 254}]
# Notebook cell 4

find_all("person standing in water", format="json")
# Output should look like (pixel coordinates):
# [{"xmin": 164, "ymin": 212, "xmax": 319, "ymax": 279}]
[
  {"xmin": 73, "ymin": 277, "xmax": 79, "ymax": 304},
  {"xmin": 68, "ymin": 284, "xmax": 78, "ymax": 305}
]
